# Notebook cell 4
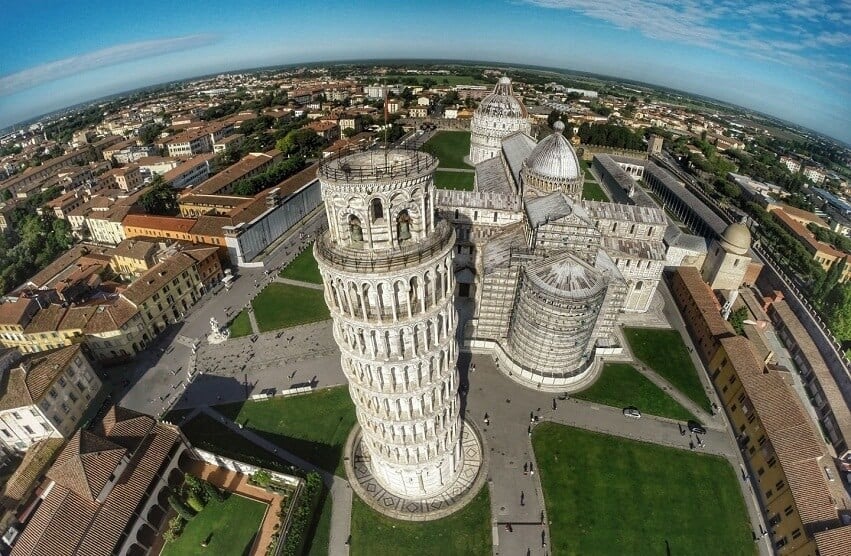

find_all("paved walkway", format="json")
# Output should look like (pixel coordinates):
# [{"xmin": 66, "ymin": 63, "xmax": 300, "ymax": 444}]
[
  {"xmin": 631, "ymin": 362, "xmax": 716, "ymax": 425},
  {"xmin": 274, "ymin": 276, "xmax": 325, "ymax": 290},
  {"xmin": 184, "ymin": 459, "xmax": 287, "ymax": 556},
  {"xmin": 200, "ymin": 406, "xmax": 352, "ymax": 556},
  {"xmin": 247, "ymin": 307, "xmax": 261, "ymax": 335}
]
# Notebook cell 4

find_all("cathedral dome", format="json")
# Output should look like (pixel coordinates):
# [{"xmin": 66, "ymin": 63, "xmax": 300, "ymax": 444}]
[
  {"xmin": 523, "ymin": 122, "xmax": 581, "ymax": 182},
  {"xmin": 475, "ymin": 77, "xmax": 528, "ymax": 119},
  {"xmin": 719, "ymin": 222, "xmax": 751, "ymax": 255}
]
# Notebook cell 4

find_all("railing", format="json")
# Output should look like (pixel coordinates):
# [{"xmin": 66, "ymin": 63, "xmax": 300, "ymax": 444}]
[
  {"xmin": 315, "ymin": 220, "xmax": 454, "ymax": 273},
  {"xmin": 318, "ymin": 146, "xmax": 438, "ymax": 182}
]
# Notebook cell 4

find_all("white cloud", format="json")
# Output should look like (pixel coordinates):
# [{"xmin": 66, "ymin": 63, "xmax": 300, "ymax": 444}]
[
  {"xmin": 522, "ymin": 0, "xmax": 851, "ymax": 75},
  {"xmin": 0, "ymin": 34, "xmax": 218, "ymax": 96}
]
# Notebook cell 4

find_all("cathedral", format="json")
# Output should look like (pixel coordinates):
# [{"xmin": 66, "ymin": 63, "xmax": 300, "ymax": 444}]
[{"xmin": 437, "ymin": 78, "xmax": 667, "ymax": 391}]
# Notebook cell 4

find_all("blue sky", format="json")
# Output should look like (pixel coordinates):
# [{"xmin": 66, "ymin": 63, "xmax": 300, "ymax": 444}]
[{"xmin": 2, "ymin": 0, "xmax": 850, "ymax": 143}]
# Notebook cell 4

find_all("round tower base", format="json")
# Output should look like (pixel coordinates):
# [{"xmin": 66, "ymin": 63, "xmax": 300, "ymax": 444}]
[{"xmin": 344, "ymin": 420, "xmax": 486, "ymax": 521}]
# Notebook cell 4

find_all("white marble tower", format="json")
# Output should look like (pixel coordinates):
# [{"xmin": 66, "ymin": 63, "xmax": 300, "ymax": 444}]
[{"xmin": 314, "ymin": 148, "xmax": 473, "ymax": 500}]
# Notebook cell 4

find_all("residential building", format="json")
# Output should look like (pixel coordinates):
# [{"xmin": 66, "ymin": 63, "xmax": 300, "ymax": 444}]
[
  {"xmin": 9, "ymin": 406, "xmax": 187, "ymax": 556},
  {"xmin": 99, "ymin": 164, "xmax": 142, "ymax": 191},
  {"xmin": 213, "ymin": 133, "xmax": 244, "ymax": 154},
  {"xmin": 110, "ymin": 239, "xmax": 160, "ymax": 279},
  {"xmin": 135, "ymin": 156, "xmax": 180, "ymax": 176},
  {"xmin": 189, "ymin": 150, "xmax": 281, "ymax": 196},
  {"xmin": 780, "ymin": 155, "xmax": 802, "ymax": 173},
  {"xmin": 306, "ymin": 120, "xmax": 339, "ymax": 142},
  {"xmin": 772, "ymin": 210, "xmax": 851, "ymax": 281},
  {"xmin": 161, "ymin": 152, "xmax": 216, "ymax": 189},
  {"xmin": 803, "ymin": 165, "xmax": 826, "ymax": 185},
  {"xmin": 409, "ymin": 107, "xmax": 428, "ymax": 118},
  {"xmin": 0, "ymin": 346, "xmax": 101, "ymax": 452}
]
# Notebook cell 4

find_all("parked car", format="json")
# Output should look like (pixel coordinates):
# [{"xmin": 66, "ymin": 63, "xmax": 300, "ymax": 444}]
[
  {"xmin": 687, "ymin": 420, "xmax": 706, "ymax": 434},
  {"xmin": 623, "ymin": 407, "xmax": 641, "ymax": 419}
]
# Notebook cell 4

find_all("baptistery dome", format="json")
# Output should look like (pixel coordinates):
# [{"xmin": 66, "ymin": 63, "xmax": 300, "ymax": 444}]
[
  {"xmin": 520, "ymin": 121, "xmax": 583, "ymax": 199},
  {"xmin": 469, "ymin": 77, "xmax": 532, "ymax": 165}
]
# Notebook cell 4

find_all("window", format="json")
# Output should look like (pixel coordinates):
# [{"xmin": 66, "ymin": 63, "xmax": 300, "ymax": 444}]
[
  {"xmin": 767, "ymin": 456, "xmax": 777, "ymax": 468},
  {"xmin": 1, "ymin": 429, "xmax": 10, "ymax": 438},
  {"xmin": 775, "ymin": 479, "xmax": 785, "ymax": 490},
  {"xmin": 730, "ymin": 404, "xmax": 737, "ymax": 412},
  {"xmin": 728, "ymin": 375, "xmax": 737, "ymax": 384},
  {"xmin": 349, "ymin": 215, "xmax": 363, "ymax": 243},
  {"xmin": 23, "ymin": 425, "xmax": 33, "ymax": 434},
  {"xmin": 758, "ymin": 435, "xmax": 766, "ymax": 446},
  {"xmin": 58, "ymin": 377, "xmax": 67, "ymax": 387},
  {"xmin": 791, "ymin": 529, "xmax": 801, "ymax": 540},
  {"xmin": 757, "ymin": 467, "xmax": 765, "ymax": 476},
  {"xmin": 61, "ymin": 403, "xmax": 70, "ymax": 414},
  {"xmin": 747, "ymin": 412, "xmax": 756, "ymax": 423},
  {"xmin": 765, "ymin": 489, "xmax": 773, "ymax": 499},
  {"xmin": 397, "ymin": 210, "xmax": 411, "ymax": 242},
  {"xmin": 371, "ymin": 198, "xmax": 383, "ymax": 221},
  {"xmin": 12, "ymin": 411, "xmax": 20, "ymax": 419},
  {"xmin": 68, "ymin": 392, "xmax": 78, "ymax": 403},
  {"xmin": 784, "ymin": 505, "xmax": 794, "ymax": 516},
  {"xmin": 30, "ymin": 408, "xmax": 38, "ymax": 417}
]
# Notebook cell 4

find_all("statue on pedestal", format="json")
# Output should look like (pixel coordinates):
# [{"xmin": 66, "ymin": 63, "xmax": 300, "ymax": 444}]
[{"xmin": 207, "ymin": 317, "xmax": 230, "ymax": 344}]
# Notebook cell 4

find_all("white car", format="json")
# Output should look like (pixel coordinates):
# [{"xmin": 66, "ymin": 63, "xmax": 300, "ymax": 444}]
[{"xmin": 622, "ymin": 407, "xmax": 641, "ymax": 419}]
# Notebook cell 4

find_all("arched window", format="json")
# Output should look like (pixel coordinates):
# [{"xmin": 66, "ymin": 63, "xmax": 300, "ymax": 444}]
[
  {"xmin": 349, "ymin": 215, "xmax": 363, "ymax": 243},
  {"xmin": 634, "ymin": 281, "xmax": 643, "ymax": 291},
  {"xmin": 397, "ymin": 210, "xmax": 412, "ymax": 242},
  {"xmin": 371, "ymin": 198, "xmax": 384, "ymax": 221}
]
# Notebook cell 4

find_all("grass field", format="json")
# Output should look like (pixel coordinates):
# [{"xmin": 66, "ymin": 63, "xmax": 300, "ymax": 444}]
[
  {"xmin": 180, "ymin": 413, "xmax": 299, "ymax": 473},
  {"xmin": 624, "ymin": 327, "xmax": 712, "ymax": 412},
  {"xmin": 422, "ymin": 131, "xmax": 472, "ymax": 169},
  {"xmin": 218, "ymin": 386, "xmax": 357, "ymax": 476},
  {"xmin": 533, "ymin": 423, "xmax": 754, "ymax": 556},
  {"xmin": 251, "ymin": 283, "xmax": 329, "ymax": 332},
  {"xmin": 228, "ymin": 310, "xmax": 253, "ymax": 338},
  {"xmin": 350, "ymin": 489, "xmax": 491, "ymax": 556},
  {"xmin": 582, "ymin": 180, "xmax": 609, "ymax": 201},
  {"xmin": 280, "ymin": 245, "xmax": 322, "ymax": 284},
  {"xmin": 381, "ymin": 74, "xmax": 490, "ymax": 86},
  {"xmin": 161, "ymin": 493, "xmax": 266, "ymax": 556},
  {"xmin": 574, "ymin": 363, "xmax": 696, "ymax": 421},
  {"xmin": 434, "ymin": 170, "xmax": 474, "ymax": 191}
]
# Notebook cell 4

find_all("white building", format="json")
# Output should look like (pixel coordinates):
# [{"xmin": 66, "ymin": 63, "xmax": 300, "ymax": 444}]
[
  {"xmin": 803, "ymin": 165, "xmax": 826, "ymax": 185},
  {"xmin": 0, "ymin": 346, "xmax": 101, "ymax": 452},
  {"xmin": 469, "ymin": 78, "xmax": 531, "ymax": 164}
]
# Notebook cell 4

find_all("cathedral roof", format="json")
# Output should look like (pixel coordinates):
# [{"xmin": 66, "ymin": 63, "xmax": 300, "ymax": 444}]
[
  {"xmin": 476, "ymin": 77, "xmax": 528, "ymax": 119},
  {"xmin": 526, "ymin": 252, "xmax": 605, "ymax": 300},
  {"xmin": 720, "ymin": 222, "xmax": 751, "ymax": 255},
  {"xmin": 522, "ymin": 122, "xmax": 581, "ymax": 182}
]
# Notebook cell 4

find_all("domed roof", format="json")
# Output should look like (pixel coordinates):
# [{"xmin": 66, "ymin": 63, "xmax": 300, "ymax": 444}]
[
  {"xmin": 719, "ymin": 222, "xmax": 751, "ymax": 255},
  {"xmin": 523, "ymin": 121, "xmax": 581, "ymax": 182},
  {"xmin": 527, "ymin": 253, "xmax": 605, "ymax": 300},
  {"xmin": 475, "ymin": 77, "xmax": 527, "ymax": 119}
]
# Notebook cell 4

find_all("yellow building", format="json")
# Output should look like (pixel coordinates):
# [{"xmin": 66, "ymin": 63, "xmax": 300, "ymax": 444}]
[
  {"xmin": 110, "ymin": 238, "xmax": 160, "ymax": 278},
  {"xmin": 709, "ymin": 336, "xmax": 851, "ymax": 555}
]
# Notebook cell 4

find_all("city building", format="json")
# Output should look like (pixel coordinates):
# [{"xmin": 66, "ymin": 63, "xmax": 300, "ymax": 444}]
[
  {"xmin": 99, "ymin": 164, "xmax": 142, "ymax": 191},
  {"xmin": 708, "ymin": 336, "xmax": 851, "ymax": 555},
  {"xmin": 0, "ymin": 346, "xmax": 101, "ymax": 452},
  {"xmin": 803, "ymin": 165, "xmax": 826, "ymax": 185},
  {"xmin": 648, "ymin": 134, "xmax": 663, "ymax": 155},
  {"xmin": 771, "ymin": 210, "xmax": 851, "ymax": 281},
  {"xmin": 780, "ymin": 155, "xmax": 802, "ymax": 173},
  {"xmin": 469, "ymin": 77, "xmax": 532, "ymax": 164},
  {"xmin": 314, "ymin": 148, "xmax": 483, "ymax": 514},
  {"xmin": 9, "ymin": 406, "xmax": 187, "ymax": 556}
]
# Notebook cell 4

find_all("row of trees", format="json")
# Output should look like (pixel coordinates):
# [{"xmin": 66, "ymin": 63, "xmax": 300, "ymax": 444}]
[
  {"xmin": 576, "ymin": 122, "xmax": 644, "ymax": 150},
  {"xmin": 0, "ymin": 209, "xmax": 73, "ymax": 294},
  {"xmin": 231, "ymin": 157, "xmax": 307, "ymax": 196}
]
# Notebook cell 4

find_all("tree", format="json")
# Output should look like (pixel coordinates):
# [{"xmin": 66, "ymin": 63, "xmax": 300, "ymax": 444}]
[
  {"xmin": 825, "ymin": 283, "xmax": 851, "ymax": 341},
  {"xmin": 342, "ymin": 127, "xmax": 358, "ymax": 138},
  {"xmin": 140, "ymin": 176, "xmax": 178, "ymax": 215},
  {"xmin": 276, "ymin": 128, "xmax": 324, "ymax": 158},
  {"xmin": 728, "ymin": 306, "xmax": 748, "ymax": 335},
  {"xmin": 138, "ymin": 123, "xmax": 165, "ymax": 145}
]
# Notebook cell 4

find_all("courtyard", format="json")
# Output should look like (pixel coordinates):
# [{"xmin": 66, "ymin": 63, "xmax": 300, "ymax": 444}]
[
  {"xmin": 533, "ymin": 423, "xmax": 754, "ymax": 556},
  {"xmin": 160, "ymin": 493, "xmax": 267, "ymax": 556}
]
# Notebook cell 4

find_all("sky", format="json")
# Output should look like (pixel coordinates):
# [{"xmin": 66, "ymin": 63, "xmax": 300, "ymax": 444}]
[{"xmin": 2, "ymin": 0, "xmax": 850, "ymax": 143}]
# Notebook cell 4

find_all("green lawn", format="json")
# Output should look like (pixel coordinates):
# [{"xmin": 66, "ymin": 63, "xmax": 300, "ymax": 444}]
[
  {"xmin": 161, "ymin": 493, "xmax": 267, "ymax": 556},
  {"xmin": 422, "ymin": 131, "xmax": 472, "ymax": 169},
  {"xmin": 533, "ymin": 423, "xmax": 754, "ymax": 556},
  {"xmin": 574, "ymin": 363, "xmax": 696, "ymax": 421},
  {"xmin": 306, "ymin": 494, "xmax": 333, "ymax": 556},
  {"xmin": 350, "ymin": 488, "xmax": 491, "ymax": 556},
  {"xmin": 434, "ymin": 170, "xmax": 474, "ymax": 191},
  {"xmin": 218, "ymin": 386, "xmax": 357, "ymax": 477},
  {"xmin": 280, "ymin": 245, "xmax": 322, "ymax": 284},
  {"xmin": 582, "ymin": 180, "xmax": 609, "ymax": 201},
  {"xmin": 624, "ymin": 327, "xmax": 713, "ymax": 412},
  {"xmin": 251, "ymin": 283, "xmax": 329, "ymax": 332},
  {"xmin": 228, "ymin": 310, "xmax": 253, "ymax": 338}
]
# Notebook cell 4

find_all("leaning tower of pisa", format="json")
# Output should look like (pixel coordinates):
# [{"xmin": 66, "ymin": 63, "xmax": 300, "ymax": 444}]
[{"xmin": 314, "ymin": 148, "xmax": 482, "ymax": 517}]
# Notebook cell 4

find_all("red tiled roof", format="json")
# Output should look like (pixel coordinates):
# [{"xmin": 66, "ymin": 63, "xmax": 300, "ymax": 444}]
[{"xmin": 122, "ymin": 214, "xmax": 197, "ymax": 234}]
